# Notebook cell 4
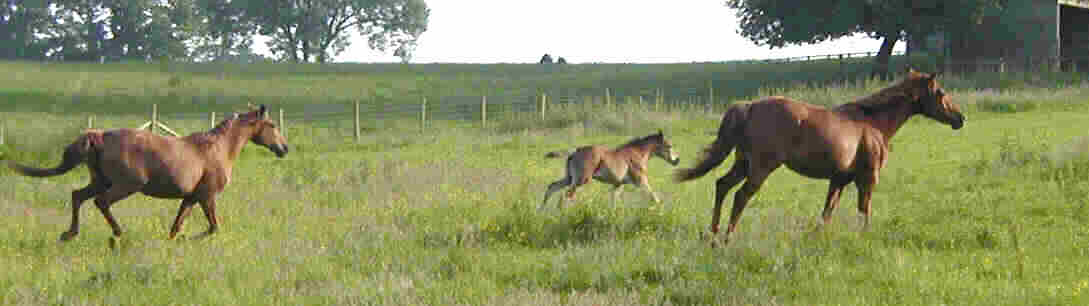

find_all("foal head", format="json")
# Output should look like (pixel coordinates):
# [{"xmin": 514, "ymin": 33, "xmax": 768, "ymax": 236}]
[
  {"xmin": 906, "ymin": 68, "xmax": 965, "ymax": 130},
  {"xmin": 238, "ymin": 105, "xmax": 289, "ymax": 158},
  {"xmin": 649, "ymin": 130, "xmax": 681, "ymax": 166}
]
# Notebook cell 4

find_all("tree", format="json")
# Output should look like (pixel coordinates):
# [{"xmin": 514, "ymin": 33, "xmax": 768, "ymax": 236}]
[
  {"xmin": 190, "ymin": 0, "xmax": 257, "ymax": 61},
  {"xmin": 102, "ymin": 0, "xmax": 195, "ymax": 60},
  {"xmin": 727, "ymin": 0, "xmax": 1006, "ymax": 78},
  {"xmin": 243, "ymin": 0, "xmax": 429, "ymax": 63},
  {"xmin": 40, "ymin": 0, "xmax": 194, "ymax": 61},
  {"xmin": 1, "ymin": 0, "xmax": 54, "ymax": 59},
  {"xmin": 46, "ymin": 0, "xmax": 111, "ymax": 60}
]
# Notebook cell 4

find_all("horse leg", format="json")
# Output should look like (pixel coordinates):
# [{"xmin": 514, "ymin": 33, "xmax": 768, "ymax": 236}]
[
  {"xmin": 611, "ymin": 184, "xmax": 623, "ymax": 208},
  {"xmin": 708, "ymin": 159, "xmax": 748, "ymax": 244},
  {"xmin": 855, "ymin": 172, "xmax": 878, "ymax": 231},
  {"xmin": 194, "ymin": 196, "xmax": 220, "ymax": 239},
  {"xmin": 721, "ymin": 162, "xmax": 778, "ymax": 247},
  {"xmin": 61, "ymin": 181, "xmax": 109, "ymax": 242},
  {"xmin": 541, "ymin": 177, "xmax": 571, "ymax": 211},
  {"xmin": 93, "ymin": 185, "xmax": 138, "ymax": 247},
  {"xmin": 168, "ymin": 198, "xmax": 198, "ymax": 240},
  {"xmin": 563, "ymin": 165, "xmax": 592, "ymax": 209},
  {"xmin": 635, "ymin": 175, "xmax": 660, "ymax": 204},
  {"xmin": 819, "ymin": 176, "xmax": 853, "ymax": 227}
]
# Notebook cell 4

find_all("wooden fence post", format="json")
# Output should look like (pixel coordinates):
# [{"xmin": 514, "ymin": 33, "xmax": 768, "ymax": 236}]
[
  {"xmin": 210, "ymin": 112, "xmax": 216, "ymax": 129},
  {"xmin": 481, "ymin": 95, "xmax": 488, "ymax": 128},
  {"xmin": 0, "ymin": 123, "xmax": 4, "ymax": 146},
  {"xmin": 151, "ymin": 104, "xmax": 158, "ymax": 134},
  {"xmin": 420, "ymin": 96, "xmax": 427, "ymax": 133},
  {"xmin": 655, "ymin": 88, "xmax": 662, "ymax": 112},
  {"xmin": 605, "ymin": 88, "xmax": 611, "ymax": 109},
  {"xmin": 279, "ymin": 108, "xmax": 285, "ymax": 137},
  {"xmin": 708, "ymin": 80, "xmax": 715, "ymax": 114},
  {"xmin": 540, "ymin": 93, "xmax": 547, "ymax": 121},
  {"xmin": 88, "ymin": 116, "xmax": 94, "ymax": 129},
  {"xmin": 354, "ymin": 100, "xmax": 361, "ymax": 142}
]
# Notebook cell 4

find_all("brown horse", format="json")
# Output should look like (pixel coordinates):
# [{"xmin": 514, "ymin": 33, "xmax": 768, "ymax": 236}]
[
  {"xmin": 675, "ymin": 68, "xmax": 965, "ymax": 247},
  {"xmin": 7, "ymin": 105, "xmax": 288, "ymax": 244},
  {"xmin": 541, "ymin": 130, "xmax": 680, "ymax": 210}
]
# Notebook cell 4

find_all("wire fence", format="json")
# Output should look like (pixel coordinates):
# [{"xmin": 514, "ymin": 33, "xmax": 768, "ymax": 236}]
[
  {"xmin": 66, "ymin": 86, "xmax": 725, "ymax": 142},
  {"xmin": 2, "ymin": 52, "xmax": 1088, "ymax": 145}
]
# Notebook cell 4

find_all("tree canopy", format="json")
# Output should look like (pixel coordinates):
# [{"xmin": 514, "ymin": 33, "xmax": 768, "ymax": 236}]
[
  {"xmin": 727, "ymin": 0, "xmax": 1007, "ymax": 77},
  {"xmin": 0, "ymin": 0, "xmax": 429, "ymax": 63}
]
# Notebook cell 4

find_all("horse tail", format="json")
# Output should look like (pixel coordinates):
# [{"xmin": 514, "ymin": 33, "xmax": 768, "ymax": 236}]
[
  {"xmin": 544, "ymin": 149, "xmax": 575, "ymax": 159},
  {"xmin": 675, "ymin": 104, "xmax": 748, "ymax": 182},
  {"xmin": 8, "ymin": 130, "xmax": 103, "ymax": 178}
]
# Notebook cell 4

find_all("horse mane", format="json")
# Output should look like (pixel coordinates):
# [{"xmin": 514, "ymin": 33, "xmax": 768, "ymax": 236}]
[
  {"xmin": 185, "ymin": 117, "xmax": 237, "ymax": 148},
  {"xmin": 836, "ymin": 73, "xmax": 926, "ymax": 115},
  {"xmin": 616, "ymin": 133, "xmax": 661, "ymax": 150}
]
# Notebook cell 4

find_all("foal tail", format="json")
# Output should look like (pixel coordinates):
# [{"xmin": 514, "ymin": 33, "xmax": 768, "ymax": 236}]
[
  {"xmin": 675, "ymin": 104, "xmax": 749, "ymax": 182},
  {"xmin": 8, "ymin": 130, "xmax": 104, "ymax": 178},
  {"xmin": 544, "ymin": 149, "xmax": 576, "ymax": 159}
]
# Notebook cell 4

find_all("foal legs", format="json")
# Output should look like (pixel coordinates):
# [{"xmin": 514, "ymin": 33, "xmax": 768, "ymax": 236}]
[
  {"xmin": 61, "ymin": 180, "xmax": 110, "ymax": 242},
  {"xmin": 540, "ymin": 176, "xmax": 572, "ymax": 211},
  {"xmin": 635, "ymin": 175, "xmax": 661, "ymax": 204},
  {"xmin": 610, "ymin": 184, "xmax": 623, "ymax": 207}
]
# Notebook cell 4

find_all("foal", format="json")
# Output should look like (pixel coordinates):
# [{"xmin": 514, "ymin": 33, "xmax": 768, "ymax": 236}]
[{"xmin": 541, "ymin": 130, "xmax": 680, "ymax": 210}]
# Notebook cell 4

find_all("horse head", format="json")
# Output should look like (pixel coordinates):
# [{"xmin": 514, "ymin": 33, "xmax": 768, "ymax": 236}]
[
  {"xmin": 240, "ymin": 105, "xmax": 289, "ymax": 158},
  {"xmin": 907, "ymin": 67, "xmax": 964, "ymax": 130},
  {"xmin": 652, "ymin": 130, "xmax": 681, "ymax": 166}
]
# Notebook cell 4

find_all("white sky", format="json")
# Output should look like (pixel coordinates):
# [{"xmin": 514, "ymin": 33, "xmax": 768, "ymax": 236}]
[{"xmin": 255, "ymin": 1, "xmax": 907, "ymax": 64}]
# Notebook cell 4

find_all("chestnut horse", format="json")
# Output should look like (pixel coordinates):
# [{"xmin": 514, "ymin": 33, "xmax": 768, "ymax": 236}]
[
  {"xmin": 7, "ymin": 105, "xmax": 288, "ymax": 245},
  {"xmin": 675, "ymin": 69, "xmax": 965, "ymax": 247},
  {"xmin": 541, "ymin": 130, "xmax": 681, "ymax": 210}
]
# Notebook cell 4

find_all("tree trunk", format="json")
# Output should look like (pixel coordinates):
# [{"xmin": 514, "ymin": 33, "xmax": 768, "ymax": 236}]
[{"xmin": 872, "ymin": 32, "xmax": 901, "ymax": 80}]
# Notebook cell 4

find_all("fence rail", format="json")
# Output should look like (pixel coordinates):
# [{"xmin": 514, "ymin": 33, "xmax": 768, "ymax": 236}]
[
  {"xmin": 51, "ymin": 86, "xmax": 723, "ymax": 143},
  {"xmin": 1, "ymin": 53, "xmax": 1087, "ymax": 146},
  {"xmin": 759, "ymin": 50, "xmax": 907, "ymax": 64}
]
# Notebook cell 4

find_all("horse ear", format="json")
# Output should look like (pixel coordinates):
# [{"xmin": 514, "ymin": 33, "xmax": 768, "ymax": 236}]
[
  {"xmin": 906, "ymin": 65, "xmax": 916, "ymax": 74},
  {"xmin": 657, "ymin": 129, "xmax": 663, "ymax": 136},
  {"xmin": 232, "ymin": 113, "xmax": 240, "ymax": 120},
  {"xmin": 259, "ymin": 104, "xmax": 268, "ymax": 118}
]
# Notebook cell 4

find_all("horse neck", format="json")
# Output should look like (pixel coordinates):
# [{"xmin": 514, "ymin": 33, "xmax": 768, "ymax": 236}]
[
  {"xmin": 625, "ymin": 142, "xmax": 657, "ymax": 161},
  {"xmin": 215, "ymin": 125, "xmax": 255, "ymax": 162},
  {"xmin": 860, "ymin": 99, "xmax": 917, "ymax": 141}
]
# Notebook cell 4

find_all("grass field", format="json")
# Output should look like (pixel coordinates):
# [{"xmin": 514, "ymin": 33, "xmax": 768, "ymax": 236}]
[{"xmin": 2, "ymin": 60, "xmax": 1089, "ymax": 305}]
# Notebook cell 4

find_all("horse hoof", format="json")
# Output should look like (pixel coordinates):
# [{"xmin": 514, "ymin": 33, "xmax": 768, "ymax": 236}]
[{"xmin": 58, "ymin": 231, "xmax": 78, "ymax": 242}]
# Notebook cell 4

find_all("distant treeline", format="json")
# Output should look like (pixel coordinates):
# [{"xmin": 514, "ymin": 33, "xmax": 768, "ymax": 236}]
[{"xmin": 0, "ymin": 0, "xmax": 429, "ymax": 63}]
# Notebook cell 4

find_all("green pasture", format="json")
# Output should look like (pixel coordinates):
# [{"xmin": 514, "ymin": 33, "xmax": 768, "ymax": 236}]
[{"xmin": 1, "ymin": 60, "xmax": 1088, "ymax": 305}]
